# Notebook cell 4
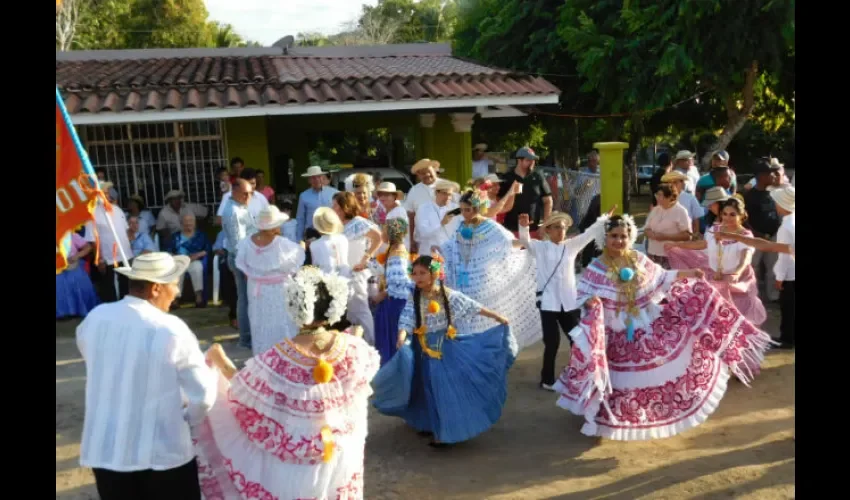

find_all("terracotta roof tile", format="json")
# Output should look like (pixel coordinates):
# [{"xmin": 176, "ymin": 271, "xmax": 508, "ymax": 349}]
[{"xmin": 56, "ymin": 54, "xmax": 559, "ymax": 115}]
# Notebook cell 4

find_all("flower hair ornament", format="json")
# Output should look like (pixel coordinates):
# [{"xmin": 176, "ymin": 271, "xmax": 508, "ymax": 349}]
[
  {"xmin": 285, "ymin": 266, "xmax": 351, "ymax": 328},
  {"xmin": 462, "ymin": 187, "xmax": 490, "ymax": 212},
  {"xmin": 344, "ymin": 172, "xmax": 375, "ymax": 194},
  {"xmin": 386, "ymin": 217, "xmax": 409, "ymax": 244},
  {"xmin": 407, "ymin": 253, "xmax": 446, "ymax": 282},
  {"xmin": 593, "ymin": 213, "xmax": 639, "ymax": 250}
]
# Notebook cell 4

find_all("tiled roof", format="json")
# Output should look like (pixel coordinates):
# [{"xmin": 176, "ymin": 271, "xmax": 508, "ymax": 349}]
[{"xmin": 55, "ymin": 46, "xmax": 559, "ymax": 115}]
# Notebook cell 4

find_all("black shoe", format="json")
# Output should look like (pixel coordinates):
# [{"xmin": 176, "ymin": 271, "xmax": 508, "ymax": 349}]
[{"xmin": 195, "ymin": 300, "xmax": 207, "ymax": 309}]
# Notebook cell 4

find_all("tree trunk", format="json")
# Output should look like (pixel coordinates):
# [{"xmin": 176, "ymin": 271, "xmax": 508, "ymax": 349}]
[{"xmin": 700, "ymin": 60, "xmax": 759, "ymax": 168}]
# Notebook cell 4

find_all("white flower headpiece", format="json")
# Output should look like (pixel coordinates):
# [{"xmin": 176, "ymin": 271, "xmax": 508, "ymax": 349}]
[
  {"xmin": 593, "ymin": 213, "xmax": 639, "ymax": 250},
  {"xmin": 344, "ymin": 173, "xmax": 375, "ymax": 194},
  {"xmin": 286, "ymin": 266, "xmax": 351, "ymax": 328}
]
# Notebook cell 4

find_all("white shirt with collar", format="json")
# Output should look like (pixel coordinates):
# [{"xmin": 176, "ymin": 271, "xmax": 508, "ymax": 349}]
[
  {"xmin": 773, "ymin": 212, "xmax": 795, "ymax": 282},
  {"xmin": 519, "ymin": 218, "xmax": 604, "ymax": 312},
  {"xmin": 414, "ymin": 200, "xmax": 460, "ymax": 253},
  {"xmin": 217, "ymin": 190, "xmax": 269, "ymax": 219},
  {"xmin": 76, "ymin": 296, "xmax": 217, "ymax": 472},
  {"xmin": 85, "ymin": 202, "xmax": 134, "ymax": 265}
]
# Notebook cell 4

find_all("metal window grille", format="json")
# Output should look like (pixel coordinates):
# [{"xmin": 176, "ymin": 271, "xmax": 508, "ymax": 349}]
[{"xmin": 77, "ymin": 120, "xmax": 228, "ymax": 213}]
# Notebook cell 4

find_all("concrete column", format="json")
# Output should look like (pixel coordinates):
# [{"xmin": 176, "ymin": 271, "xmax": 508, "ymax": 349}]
[
  {"xmin": 450, "ymin": 113, "xmax": 475, "ymax": 184},
  {"xmin": 417, "ymin": 113, "xmax": 436, "ymax": 161},
  {"xmin": 594, "ymin": 141, "xmax": 629, "ymax": 216}
]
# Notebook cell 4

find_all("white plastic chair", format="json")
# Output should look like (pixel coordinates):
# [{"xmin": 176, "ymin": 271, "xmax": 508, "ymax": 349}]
[{"xmin": 212, "ymin": 254, "xmax": 221, "ymax": 305}]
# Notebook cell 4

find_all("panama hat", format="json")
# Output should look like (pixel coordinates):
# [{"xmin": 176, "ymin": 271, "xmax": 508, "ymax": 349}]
[
  {"xmin": 301, "ymin": 165, "xmax": 328, "ymax": 178},
  {"xmin": 100, "ymin": 181, "xmax": 114, "ymax": 192},
  {"xmin": 473, "ymin": 143, "xmax": 488, "ymax": 151},
  {"xmin": 540, "ymin": 211, "xmax": 574, "ymax": 230},
  {"xmin": 375, "ymin": 181, "xmax": 404, "ymax": 199},
  {"xmin": 701, "ymin": 186, "xmax": 731, "ymax": 207},
  {"xmin": 770, "ymin": 185, "xmax": 795, "ymax": 212},
  {"xmin": 256, "ymin": 206, "xmax": 290, "ymax": 231},
  {"xmin": 115, "ymin": 252, "xmax": 190, "ymax": 284},
  {"xmin": 660, "ymin": 171, "xmax": 689, "ymax": 183},
  {"xmin": 313, "ymin": 206, "xmax": 344, "ymax": 235},
  {"xmin": 164, "ymin": 189, "xmax": 184, "ymax": 202},
  {"xmin": 434, "ymin": 179, "xmax": 461, "ymax": 193},
  {"xmin": 411, "ymin": 158, "xmax": 441, "ymax": 174},
  {"xmin": 674, "ymin": 150, "xmax": 695, "ymax": 161}
]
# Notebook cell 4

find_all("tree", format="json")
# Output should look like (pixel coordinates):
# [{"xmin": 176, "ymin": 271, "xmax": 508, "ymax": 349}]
[
  {"xmin": 56, "ymin": 0, "xmax": 80, "ymax": 51},
  {"xmin": 359, "ymin": 0, "xmax": 458, "ymax": 43},
  {"xmin": 559, "ymin": 0, "xmax": 795, "ymax": 167}
]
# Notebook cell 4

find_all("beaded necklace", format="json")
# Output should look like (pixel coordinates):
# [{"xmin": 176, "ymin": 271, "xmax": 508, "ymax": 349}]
[{"xmin": 601, "ymin": 249, "xmax": 642, "ymax": 341}]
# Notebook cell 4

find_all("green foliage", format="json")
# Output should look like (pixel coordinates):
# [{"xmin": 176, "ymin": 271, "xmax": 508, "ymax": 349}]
[
  {"xmin": 69, "ymin": 0, "xmax": 259, "ymax": 50},
  {"xmin": 360, "ymin": 0, "xmax": 458, "ymax": 43}
]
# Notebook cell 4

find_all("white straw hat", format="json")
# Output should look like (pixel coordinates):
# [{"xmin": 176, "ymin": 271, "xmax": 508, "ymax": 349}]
[
  {"xmin": 301, "ymin": 166, "xmax": 328, "ymax": 178},
  {"xmin": 164, "ymin": 189, "xmax": 185, "ymax": 202},
  {"xmin": 256, "ymin": 206, "xmax": 290, "ymax": 231},
  {"xmin": 375, "ymin": 181, "xmax": 404, "ymax": 199},
  {"xmin": 770, "ymin": 185, "xmax": 795, "ymax": 212},
  {"xmin": 701, "ymin": 186, "xmax": 731, "ymax": 207},
  {"xmin": 115, "ymin": 252, "xmax": 190, "ymax": 284},
  {"xmin": 674, "ymin": 150, "xmax": 695, "ymax": 161},
  {"xmin": 434, "ymin": 179, "xmax": 461, "ymax": 193},
  {"xmin": 411, "ymin": 158, "xmax": 441, "ymax": 174},
  {"xmin": 312, "ymin": 206, "xmax": 344, "ymax": 235}
]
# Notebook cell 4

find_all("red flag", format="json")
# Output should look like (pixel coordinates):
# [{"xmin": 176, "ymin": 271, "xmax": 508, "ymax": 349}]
[{"xmin": 56, "ymin": 102, "xmax": 101, "ymax": 273}]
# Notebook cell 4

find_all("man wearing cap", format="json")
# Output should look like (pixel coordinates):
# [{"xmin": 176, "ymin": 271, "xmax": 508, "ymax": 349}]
[
  {"xmin": 743, "ymin": 159, "xmax": 782, "ymax": 302},
  {"xmin": 414, "ymin": 179, "xmax": 461, "ymax": 253},
  {"xmin": 155, "ymin": 190, "xmax": 209, "ymax": 251},
  {"xmin": 295, "ymin": 166, "xmax": 339, "ymax": 241},
  {"xmin": 695, "ymin": 150, "xmax": 737, "ymax": 201},
  {"xmin": 215, "ymin": 167, "xmax": 269, "ymax": 225},
  {"xmin": 472, "ymin": 143, "xmax": 493, "ymax": 178},
  {"xmin": 84, "ymin": 184, "xmax": 135, "ymax": 303},
  {"xmin": 221, "ymin": 179, "xmax": 258, "ymax": 349},
  {"xmin": 661, "ymin": 170, "xmax": 704, "ymax": 235},
  {"xmin": 498, "ymin": 146, "xmax": 553, "ymax": 237},
  {"xmin": 76, "ymin": 252, "xmax": 217, "ymax": 499},
  {"xmin": 672, "ymin": 150, "xmax": 701, "ymax": 193}
]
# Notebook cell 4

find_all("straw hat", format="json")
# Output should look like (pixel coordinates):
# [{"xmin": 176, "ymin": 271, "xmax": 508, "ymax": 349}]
[
  {"xmin": 115, "ymin": 252, "xmax": 190, "ymax": 284},
  {"xmin": 301, "ymin": 165, "xmax": 328, "ymax": 178},
  {"xmin": 770, "ymin": 186, "xmax": 795, "ymax": 212},
  {"xmin": 473, "ymin": 143, "xmax": 488, "ymax": 152},
  {"xmin": 375, "ymin": 181, "xmax": 404, "ymax": 199},
  {"xmin": 164, "ymin": 189, "xmax": 184, "ymax": 202},
  {"xmin": 701, "ymin": 186, "xmax": 731, "ymax": 207},
  {"xmin": 256, "ymin": 206, "xmax": 290, "ymax": 231},
  {"xmin": 128, "ymin": 193, "xmax": 146, "ymax": 207},
  {"xmin": 411, "ymin": 158, "xmax": 440, "ymax": 174},
  {"xmin": 540, "ymin": 211, "xmax": 574, "ymax": 230},
  {"xmin": 674, "ymin": 150, "xmax": 695, "ymax": 161},
  {"xmin": 313, "ymin": 206, "xmax": 344, "ymax": 235},
  {"xmin": 660, "ymin": 171, "xmax": 689, "ymax": 184},
  {"xmin": 434, "ymin": 179, "xmax": 460, "ymax": 193}
]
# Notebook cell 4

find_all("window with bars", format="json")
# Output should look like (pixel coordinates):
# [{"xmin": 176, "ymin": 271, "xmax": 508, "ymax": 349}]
[{"xmin": 78, "ymin": 120, "xmax": 228, "ymax": 213}]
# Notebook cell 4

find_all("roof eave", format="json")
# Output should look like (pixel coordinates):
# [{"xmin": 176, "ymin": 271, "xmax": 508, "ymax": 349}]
[{"xmin": 68, "ymin": 94, "xmax": 560, "ymax": 125}]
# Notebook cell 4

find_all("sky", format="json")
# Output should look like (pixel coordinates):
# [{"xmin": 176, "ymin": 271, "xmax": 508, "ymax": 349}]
[{"xmin": 205, "ymin": 0, "xmax": 378, "ymax": 46}]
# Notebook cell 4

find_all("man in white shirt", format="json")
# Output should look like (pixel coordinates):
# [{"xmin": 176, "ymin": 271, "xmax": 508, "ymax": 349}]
[
  {"xmin": 405, "ymin": 158, "xmax": 450, "ymax": 253},
  {"xmin": 771, "ymin": 186, "xmax": 795, "ymax": 349},
  {"xmin": 472, "ymin": 143, "xmax": 493, "ymax": 178},
  {"xmin": 76, "ymin": 252, "xmax": 217, "ymax": 500},
  {"xmin": 216, "ymin": 167, "xmax": 269, "ymax": 225},
  {"xmin": 85, "ymin": 186, "xmax": 135, "ymax": 302},
  {"xmin": 673, "ymin": 150, "xmax": 701, "ymax": 193},
  {"xmin": 414, "ymin": 179, "xmax": 461, "ymax": 253},
  {"xmin": 515, "ymin": 209, "xmax": 611, "ymax": 391}
]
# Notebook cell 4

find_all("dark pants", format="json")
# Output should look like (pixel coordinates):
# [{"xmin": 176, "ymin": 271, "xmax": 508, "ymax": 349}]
[
  {"xmin": 92, "ymin": 457, "xmax": 201, "ymax": 500},
  {"xmin": 91, "ymin": 261, "xmax": 130, "ymax": 303},
  {"xmin": 779, "ymin": 280, "xmax": 795, "ymax": 345},
  {"xmin": 218, "ymin": 254, "xmax": 237, "ymax": 320},
  {"xmin": 540, "ymin": 308, "xmax": 580, "ymax": 385}
]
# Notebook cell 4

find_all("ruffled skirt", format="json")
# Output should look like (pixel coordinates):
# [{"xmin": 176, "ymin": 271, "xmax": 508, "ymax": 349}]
[
  {"xmin": 554, "ymin": 278, "xmax": 773, "ymax": 441},
  {"xmin": 373, "ymin": 296, "xmax": 406, "ymax": 366},
  {"xmin": 372, "ymin": 325, "xmax": 518, "ymax": 444},
  {"xmin": 666, "ymin": 247, "xmax": 767, "ymax": 325},
  {"xmin": 56, "ymin": 265, "xmax": 99, "ymax": 319}
]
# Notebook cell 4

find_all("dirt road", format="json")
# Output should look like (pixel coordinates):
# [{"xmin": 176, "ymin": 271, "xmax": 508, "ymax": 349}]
[{"xmin": 56, "ymin": 307, "xmax": 794, "ymax": 499}]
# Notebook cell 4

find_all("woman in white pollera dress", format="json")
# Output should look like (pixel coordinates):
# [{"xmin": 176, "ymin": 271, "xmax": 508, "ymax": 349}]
[{"xmin": 235, "ymin": 206, "xmax": 305, "ymax": 355}]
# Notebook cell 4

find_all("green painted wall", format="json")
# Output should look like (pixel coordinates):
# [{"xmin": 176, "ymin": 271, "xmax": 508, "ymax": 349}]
[
  {"xmin": 224, "ymin": 117, "xmax": 271, "ymax": 182},
  {"xmin": 431, "ymin": 114, "xmax": 471, "ymax": 184}
]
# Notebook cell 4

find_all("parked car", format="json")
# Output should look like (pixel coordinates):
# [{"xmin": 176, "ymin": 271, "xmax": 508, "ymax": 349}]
[{"xmin": 330, "ymin": 167, "xmax": 415, "ymax": 194}]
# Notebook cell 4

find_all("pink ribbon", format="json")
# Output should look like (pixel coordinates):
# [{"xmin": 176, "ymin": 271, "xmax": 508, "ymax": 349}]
[{"xmin": 248, "ymin": 273, "xmax": 289, "ymax": 297}]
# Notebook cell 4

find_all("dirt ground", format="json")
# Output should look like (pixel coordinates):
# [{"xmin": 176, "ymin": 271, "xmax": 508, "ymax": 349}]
[{"xmin": 56, "ymin": 302, "xmax": 794, "ymax": 500}]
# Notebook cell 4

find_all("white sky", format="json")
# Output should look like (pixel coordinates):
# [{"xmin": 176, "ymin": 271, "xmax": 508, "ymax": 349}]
[{"xmin": 205, "ymin": 0, "xmax": 378, "ymax": 46}]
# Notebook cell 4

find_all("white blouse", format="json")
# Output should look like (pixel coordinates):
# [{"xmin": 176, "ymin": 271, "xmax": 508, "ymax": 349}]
[
  {"xmin": 310, "ymin": 233, "xmax": 351, "ymax": 276},
  {"xmin": 705, "ymin": 227, "xmax": 754, "ymax": 274}
]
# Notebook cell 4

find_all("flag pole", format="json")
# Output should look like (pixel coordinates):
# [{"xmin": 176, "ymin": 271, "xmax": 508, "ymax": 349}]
[{"xmin": 56, "ymin": 87, "xmax": 132, "ymax": 269}]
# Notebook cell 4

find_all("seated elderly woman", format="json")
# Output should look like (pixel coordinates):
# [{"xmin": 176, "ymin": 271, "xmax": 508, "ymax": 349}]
[{"xmin": 167, "ymin": 213, "xmax": 210, "ymax": 308}]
